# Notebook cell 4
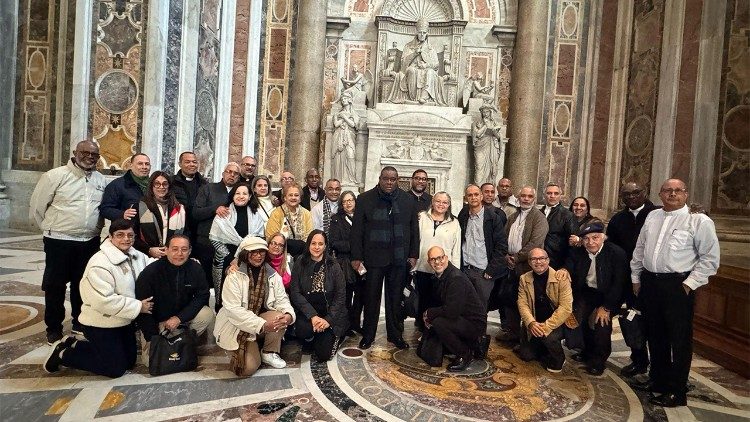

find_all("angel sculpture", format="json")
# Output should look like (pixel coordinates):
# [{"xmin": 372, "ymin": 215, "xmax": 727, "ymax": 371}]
[{"xmin": 462, "ymin": 72, "xmax": 495, "ymax": 108}]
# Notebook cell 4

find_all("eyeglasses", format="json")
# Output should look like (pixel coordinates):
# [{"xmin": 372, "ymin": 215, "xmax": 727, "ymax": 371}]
[
  {"xmin": 269, "ymin": 241, "xmax": 285, "ymax": 248},
  {"xmin": 249, "ymin": 250, "xmax": 266, "ymax": 256},
  {"xmin": 281, "ymin": 176, "xmax": 294, "ymax": 181},
  {"xmin": 113, "ymin": 232, "xmax": 135, "ymax": 239},
  {"xmin": 529, "ymin": 257, "xmax": 549, "ymax": 262},
  {"xmin": 413, "ymin": 177, "xmax": 428, "ymax": 182},
  {"xmin": 428, "ymin": 255, "xmax": 446, "ymax": 263},
  {"xmin": 153, "ymin": 182, "xmax": 169, "ymax": 188},
  {"xmin": 660, "ymin": 188, "xmax": 686, "ymax": 195},
  {"xmin": 76, "ymin": 151, "xmax": 100, "ymax": 158},
  {"xmin": 342, "ymin": 198, "xmax": 355, "ymax": 203}
]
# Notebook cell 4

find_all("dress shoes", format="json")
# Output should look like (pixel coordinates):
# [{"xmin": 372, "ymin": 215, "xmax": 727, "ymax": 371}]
[
  {"xmin": 390, "ymin": 338, "xmax": 410, "ymax": 350},
  {"xmin": 630, "ymin": 379, "xmax": 668, "ymax": 395},
  {"xmin": 649, "ymin": 392, "xmax": 687, "ymax": 407},
  {"xmin": 570, "ymin": 353, "xmax": 587, "ymax": 363},
  {"xmin": 447, "ymin": 354, "xmax": 473, "ymax": 372},
  {"xmin": 359, "ymin": 338, "xmax": 373, "ymax": 350},
  {"xmin": 585, "ymin": 366, "xmax": 604, "ymax": 376},
  {"xmin": 474, "ymin": 335, "xmax": 490, "ymax": 359},
  {"xmin": 620, "ymin": 362, "xmax": 648, "ymax": 377}
]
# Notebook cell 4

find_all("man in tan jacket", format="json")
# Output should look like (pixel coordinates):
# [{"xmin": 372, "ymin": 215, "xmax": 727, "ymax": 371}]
[{"xmin": 516, "ymin": 248, "xmax": 573, "ymax": 373}]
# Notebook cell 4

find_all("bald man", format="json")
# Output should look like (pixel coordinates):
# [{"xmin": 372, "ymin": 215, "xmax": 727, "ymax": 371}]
[{"xmin": 30, "ymin": 140, "xmax": 107, "ymax": 344}]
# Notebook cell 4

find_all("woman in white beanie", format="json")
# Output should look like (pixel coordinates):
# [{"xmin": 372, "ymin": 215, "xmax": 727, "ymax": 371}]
[{"xmin": 214, "ymin": 236, "xmax": 296, "ymax": 376}]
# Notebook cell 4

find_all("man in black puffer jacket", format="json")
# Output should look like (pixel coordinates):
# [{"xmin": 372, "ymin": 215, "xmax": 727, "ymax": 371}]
[{"xmin": 540, "ymin": 183, "xmax": 578, "ymax": 270}]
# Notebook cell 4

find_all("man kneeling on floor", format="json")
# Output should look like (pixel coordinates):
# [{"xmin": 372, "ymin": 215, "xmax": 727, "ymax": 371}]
[
  {"xmin": 516, "ymin": 248, "xmax": 573, "ymax": 373},
  {"xmin": 136, "ymin": 234, "xmax": 214, "ymax": 365},
  {"xmin": 419, "ymin": 246, "xmax": 488, "ymax": 371}
]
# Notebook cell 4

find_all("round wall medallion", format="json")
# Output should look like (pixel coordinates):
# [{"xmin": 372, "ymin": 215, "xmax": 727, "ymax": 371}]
[
  {"xmin": 723, "ymin": 105, "xmax": 749, "ymax": 152},
  {"xmin": 94, "ymin": 70, "xmax": 139, "ymax": 114},
  {"xmin": 27, "ymin": 50, "xmax": 47, "ymax": 89}
]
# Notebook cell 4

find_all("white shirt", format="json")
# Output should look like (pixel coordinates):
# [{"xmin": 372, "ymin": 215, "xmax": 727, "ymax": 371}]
[
  {"xmin": 492, "ymin": 195, "xmax": 520, "ymax": 208},
  {"xmin": 508, "ymin": 208, "xmax": 531, "ymax": 255},
  {"xmin": 630, "ymin": 203, "xmax": 645, "ymax": 219},
  {"xmin": 630, "ymin": 205, "xmax": 720, "ymax": 290},
  {"xmin": 586, "ymin": 245, "xmax": 603, "ymax": 289},
  {"xmin": 311, "ymin": 198, "xmax": 339, "ymax": 231}
]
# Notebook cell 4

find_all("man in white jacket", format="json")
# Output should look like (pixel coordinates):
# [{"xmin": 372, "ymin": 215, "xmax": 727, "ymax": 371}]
[{"xmin": 29, "ymin": 140, "xmax": 107, "ymax": 344}]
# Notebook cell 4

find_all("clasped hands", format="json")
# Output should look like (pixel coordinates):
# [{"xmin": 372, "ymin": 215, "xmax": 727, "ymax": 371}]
[
  {"xmin": 263, "ymin": 313, "xmax": 292, "ymax": 333},
  {"xmin": 310, "ymin": 316, "xmax": 330, "ymax": 333}
]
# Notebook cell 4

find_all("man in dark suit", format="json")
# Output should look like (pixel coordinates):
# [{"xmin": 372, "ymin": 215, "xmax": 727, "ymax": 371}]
[
  {"xmin": 407, "ymin": 169, "xmax": 432, "ymax": 212},
  {"xmin": 238, "ymin": 155, "xmax": 257, "ymax": 183},
  {"xmin": 540, "ymin": 183, "xmax": 578, "ymax": 269},
  {"xmin": 607, "ymin": 181, "xmax": 660, "ymax": 377},
  {"xmin": 351, "ymin": 166, "xmax": 419, "ymax": 350},
  {"xmin": 300, "ymin": 169, "xmax": 325, "ymax": 210},
  {"xmin": 565, "ymin": 222, "xmax": 627, "ymax": 375},
  {"xmin": 172, "ymin": 151, "xmax": 208, "ymax": 247},
  {"xmin": 192, "ymin": 162, "xmax": 240, "ymax": 305}
]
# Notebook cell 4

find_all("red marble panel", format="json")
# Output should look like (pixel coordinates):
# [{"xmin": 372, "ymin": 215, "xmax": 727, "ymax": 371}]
[
  {"xmin": 556, "ymin": 44, "xmax": 577, "ymax": 96},
  {"xmin": 263, "ymin": 126, "xmax": 281, "ymax": 176},
  {"xmin": 473, "ymin": 0, "xmax": 491, "ymax": 19},
  {"xmin": 588, "ymin": 0, "xmax": 618, "ymax": 209},
  {"xmin": 671, "ymin": 0, "xmax": 702, "ymax": 183},
  {"xmin": 353, "ymin": 0, "xmax": 368, "ymax": 13},
  {"xmin": 268, "ymin": 28, "xmax": 287, "ymax": 80},
  {"xmin": 229, "ymin": 0, "xmax": 251, "ymax": 164},
  {"xmin": 469, "ymin": 56, "xmax": 490, "ymax": 81}
]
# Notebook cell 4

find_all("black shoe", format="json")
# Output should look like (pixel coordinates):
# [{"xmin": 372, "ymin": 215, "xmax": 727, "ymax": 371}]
[
  {"xmin": 571, "ymin": 353, "xmax": 586, "ymax": 363},
  {"xmin": 543, "ymin": 357, "xmax": 564, "ymax": 373},
  {"xmin": 43, "ymin": 339, "xmax": 67, "ymax": 373},
  {"xmin": 71, "ymin": 323, "xmax": 84, "ymax": 336},
  {"xmin": 474, "ymin": 335, "xmax": 490, "ymax": 359},
  {"xmin": 649, "ymin": 392, "xmax": 687, "ymax": 407},
  {"xmin": 359, "ymin": 338, "xmax": 373, "ymax": 350},
  {"xmin": 46, "ymin": 331, "xmax": 63, "ymax": 346},
  {"xmin": 447, "ymin": 354, "xmax": 472, "ymax": 372},
  {"xmin": 620, "ymin": 362, "xmax": 648, "ymax": 377},
  {"xmin": 586, "ymin": 366, "xmax": 604, "ymax": 376},
  {"xmin": 344, "ymin": 329, "xmax": 357, "ymax": 337},
  {"xmin": 630, "ymin": 380, "xmax": 668, "ymax": 395},
  {"xmin": 390, "ymin": 338, "xmax": 409, "ymax": 350},
  {"xmin": 301, "ymin": 340, "xmax": 314, "ymax": 354}
]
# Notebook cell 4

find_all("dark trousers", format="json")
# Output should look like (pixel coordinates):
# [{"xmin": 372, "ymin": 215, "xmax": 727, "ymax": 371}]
[
  {"xmin": 61, "ymin": 324, "xmax": 137, "ymax": 378},
  {"xmin": 42, "ymin": 237, "xmax": 100, "ymax": 334},
  {"xmin": 517, "ymin": 326, "xmax": 565, "ymax": 369},
  {"xmin": 347, "ymin": 275, "xmax": 365, "ymax": 330},
  {"xmin": 579, "ymin": 287, "xmax": 613, "ymax": 370},
  {"xmin": 502, "ymin": 271, "xmax": 522, "ymax": 338},
  {"xmin": 623, "ymin": 288, "xmax": 650, "ymax": 367},
  {"xmin": 463, "ymin": 267, "xmax": 497, "ymax": 313},
  {"xmin": 193, "ymin": 237, "xmax": 214, "ymax": 290},
  {"xmin": 642, "ymin": 271, "xmax": 694, "ymax": 396},
  {"xmin": 414, "ymin": 271, "xmax": 435, "ymax": 330},
  {"xmin": 362, "ymin": 265, "xmax": 406, "ymax": 342},
  {"xmin": 295, "ymin": 318, "xmax": 338, "ymax": 361},
  {"xmin": 431, "ymin": 316, "xmax": 484, "ymax": 357}
]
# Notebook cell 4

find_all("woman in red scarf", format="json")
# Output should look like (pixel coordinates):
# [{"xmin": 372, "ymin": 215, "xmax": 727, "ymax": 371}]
[{"xmin": 266, "ymin": 232, "xmax": 293, "ymax": 290}]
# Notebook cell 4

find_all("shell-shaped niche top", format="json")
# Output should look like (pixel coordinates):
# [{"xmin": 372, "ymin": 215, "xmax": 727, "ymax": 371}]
[{"xmin": 380, "ymin": 0, "xmax": 463, "ymax": 22}]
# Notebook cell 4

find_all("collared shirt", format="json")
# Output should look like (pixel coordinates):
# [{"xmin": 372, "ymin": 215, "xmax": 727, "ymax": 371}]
[
  {"xmin": 631, "ymin": 205, "xmax": 720, "ymax": 290},
  {"xmin": 462, "ymin": 206, "xmax": 488, "ymax": 270},
  {"xmin": 586, "ymin": 245, "xmax": 603, "ymax": 289},
  {"xmin": 542, "ymin": 203, "xmax": 560, "ymax": 218},
  {"xmin": 630, "ymin": 203, "xmax": 645, "ymax": 219},
  {"xmin": 508, "ymin": 208, "xmax": 530, "ymax": 255},
  {"xmin": 493, "ymin": 195, "xmax": 520, "ymax": 208},
  {"xmin": 311, "ymin": 198, "xmax": 339, "ymax": 231}
]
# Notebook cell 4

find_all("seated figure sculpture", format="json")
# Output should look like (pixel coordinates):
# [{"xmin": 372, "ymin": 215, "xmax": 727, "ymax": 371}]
[{"xmin": 385, "ymin": 17, "xmax": 447, "ymax": 106}]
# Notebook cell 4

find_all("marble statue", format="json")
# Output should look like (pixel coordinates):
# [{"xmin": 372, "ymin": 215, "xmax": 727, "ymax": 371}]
[
  {"xmin": 472, "ymin": 105, "xmax": 505, "ymax": 184},
  {"xmin": 383, "ymin": 42, "xmax": 399, "ymax": 77},
  {"xmin": 341, "ymin": 64, "xmax": 365, "ymax": 97},
  {"xmin": 331, "ymin": 92, "xmax": 359, "ymax": 185},
  {"xmin": 463, "ymin": 72, "xmax": 495, "ymax": 108},
  {"xmin": 383, "ymin": 141, "xmax": 408, "ymax": 159},
  {"xmin": 428, "ymin": 141, "xmax": 449, "ymax": 161},
  {"xmin": 385, "ymin": 16, "xmax": 447, "ymax": 106}
]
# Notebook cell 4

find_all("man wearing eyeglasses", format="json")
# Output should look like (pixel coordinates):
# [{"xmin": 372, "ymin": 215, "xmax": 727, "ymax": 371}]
[
  {"xmin": 272, "ymin": 171, "xmax": 296, "ymax": 205},
  {"xmin": 239, "ymin": 156, "xmax": 257, "ymax": 183},
  {"xmin": 630, "ymin": 178, "xmax": 719, "ymax": 407},
  {"xmin": 420, "ymin": 246, "xmax": 487, "ymax": 371},
  {"xmin": 606, "ymin": 181, "xmax": 659, "ymax": 377},
  {"xmin": 407, "ymin": 169, "xmax": 432, "ymax": 212},
  {"xmin": 30, "ymin": 140, "xmax": 107, "ymax": 344}
]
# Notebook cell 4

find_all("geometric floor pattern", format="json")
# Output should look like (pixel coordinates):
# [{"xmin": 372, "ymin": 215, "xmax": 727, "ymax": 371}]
[{"xmin": 0, "ymin": 229, "xmax": 748, "ymax": 421}]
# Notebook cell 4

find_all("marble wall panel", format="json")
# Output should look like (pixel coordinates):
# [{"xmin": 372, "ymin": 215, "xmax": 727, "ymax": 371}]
[
  {"xmin": 712, "ymin": 0, "xmax": 750, "ymax": 215},
  {"xmin": 192, "ymin": 0, "xmax": 221, "ymax": 179},
  {"xmin": 228, "ymin": 0, "xmax": 250, "ymax": 165},
  {"xmin": 257, "ymin": 0, "xmax": 294, "ymax": 177},
  {"xmin": 160, "ymin": 0, "xmax": 184, "ymax": 173},
  {"xmin": 12, "ymin": 0, "xmax": 59, "ymax": 171},
  {"xmin": 467, "ymin": 0, "xmax": 496, "ymax": 24},
  {"xmin": 90, "ymin": 0, "xmax": 146, "ymax": 171},
  {"xmin": 496, "ymin": 46, "xmax": 512, "ymax": 120},
  {"xmin": 58, "ymin": 0, "xmax": 77, "ymax": 164},
  {"xmin": 322, "ymin": 38, "xmax": 341, "ymax": 117},
  {"xmin": 619, "ymin": 0, "xmax": 665, "ymax": 188}
]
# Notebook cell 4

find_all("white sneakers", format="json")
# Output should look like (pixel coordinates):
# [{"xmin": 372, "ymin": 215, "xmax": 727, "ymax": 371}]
[{"xmin": 261, "ymin": 352, "xmax": 287, "ymax": 369}]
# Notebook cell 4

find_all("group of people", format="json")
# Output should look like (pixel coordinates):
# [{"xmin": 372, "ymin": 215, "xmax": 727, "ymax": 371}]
[{"xmin": 30, "ymin": 140, "xmax": 720, "ymax": 409}]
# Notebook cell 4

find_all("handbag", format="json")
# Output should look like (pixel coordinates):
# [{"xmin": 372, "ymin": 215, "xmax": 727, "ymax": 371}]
[
  {"xmin": 148, "ymin": 325, "xmax": 199, "ymax": 376},
  {"xmin": 619, "ymin": 308, "xmax": 646, "ymax": 350},
  {"xmin": 416, "ymin": 329, "xmax": 443, "ymax": 367},
  {"xmin": 401, "ymin": 275, "xmax": 419, "ymax": 319}
]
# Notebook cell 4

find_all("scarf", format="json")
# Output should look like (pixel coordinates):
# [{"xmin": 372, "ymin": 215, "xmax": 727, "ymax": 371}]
[
  {"xmin": 323, "ymin": 199, "xmax": 332, "ymax": 234},
  {"xmin": 209, "ymin": 203, "xmax": 264, "ymax": 245},
  {"xmin": 132, "ymin": 173, "xmax": 150, "ymax": 193},
  {"xmin": 233, "ymin": 265, "xmax": 267, "ymax": 376},
  {"xmin": 270, "ymin": 253, "xmax": 292, "ymax": 288}
]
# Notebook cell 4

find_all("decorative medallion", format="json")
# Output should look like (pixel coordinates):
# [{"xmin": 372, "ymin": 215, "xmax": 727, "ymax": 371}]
[{"xmin": 94, "ymin": 70, "xmax": 139, "ymax": 114}]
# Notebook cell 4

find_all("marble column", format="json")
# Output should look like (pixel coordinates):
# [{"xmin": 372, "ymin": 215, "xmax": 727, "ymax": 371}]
[
  {"xmin": 506, "ymin": 0, "xmax": 549, "ymax": 190},
  {"xmin": 286, "ymin": 1, "xmax": 327, "ymax": 177},
  {"xmin": 0, "ymin": 0, "xmax": 18, "ymax": 171}
]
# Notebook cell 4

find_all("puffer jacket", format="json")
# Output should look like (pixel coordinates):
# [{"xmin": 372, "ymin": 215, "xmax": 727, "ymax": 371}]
[
  {"xmin": 214, "ymin": 263, "xmax": 296, "ymax": 350},
  {"xmin": 414, "ymin": 209, "xmax": 461, "ymax": 273},
  {"xmin": 517, "ymin": 267, "xmax": 573, "ymax": 336},
  {"xmin": 29, "ymin": 159, "xmax": 106, "ymax": 239},
  {"xmin": 79, "ymin": 239, "xmax": 155, "ymax": 328}
]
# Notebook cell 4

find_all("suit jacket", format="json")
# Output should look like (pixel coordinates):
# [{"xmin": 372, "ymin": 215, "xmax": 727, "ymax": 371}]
[
  {"xmin": 540, "ymin": 204, "xmax": 579, "ymax": 269},
  {"xmin": 565, "ymin": 241, "xmax": 628, "ymax": 311},
  {"xmin": 457, "ymin": 205, "xmax": 509, "ymax": 279},
  {"xmin": 518, "ymin": 268, "xmax": 573, "ymax": 336},
  {"xmin": 301, "ymin": 185, "xmax": 325, "ymax": 210},
  {"xmin": 193, "ymin": 182, "xmax": 232, "ymax": 240},
  {"xmin": 505, "ymin": 208, "xmax": 549, "ymax": 275}
]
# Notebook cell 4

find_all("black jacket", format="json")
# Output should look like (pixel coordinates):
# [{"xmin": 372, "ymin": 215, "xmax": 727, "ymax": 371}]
[
  {"xmin": 135, "ymin": 258, "xmax": 210, "ymax": 338},
  {"xmin": 407, "ymin": 190, "xmax": 433, "ymax": 213},
  {"xmin": 351, "ymin": 186, "xmax": 420, "ymax": 267},
  {"xmin": 289, "ymin": 256, "xmax": 349, "ymax": 337},
  {"xmin": 172, "ymin": 171, "xmax": 208, "ymax": 239},
  {"xmin": 457, "ymin": 205, "xmax": 509, "ymax": 279},
  {"xmin": 301, "ymin": 185, "xmax": 325, "ymax": 210},
  {"xmin": 425, "ymin": 263, "xmax": 486, "ymax": 329},
  {"xmin": 193, "ymin": 182, "xmax": 232, "ymax": 239},
  {"xmin": 100, "ymin": 170, "xmax": 144, "ymax": 222},
  {"xmin": 540, "ymin": 204, "xmax": 579, "ymax": 269},
  {"xmin": 565, "ymin": 241, "xmax": 628, "ymax": 311},
  {"xmin": 606, "ymin": 200, "xmax": 660, "ymax": 261},
  {"xmin": 329, "ymin": 213, "xmax": 352, "ymax": 261}
]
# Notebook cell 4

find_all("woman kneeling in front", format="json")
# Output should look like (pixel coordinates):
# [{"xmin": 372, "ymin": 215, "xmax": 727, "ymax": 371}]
[{"xmin": 214, "ymin": 236, "xmax": 295, "ymax": 376}]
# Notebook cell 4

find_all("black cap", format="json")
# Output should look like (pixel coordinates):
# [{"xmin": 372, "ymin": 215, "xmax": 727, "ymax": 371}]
[{"xmin": 579, "ymin": 222, "xmax": 605, "ymax": 238}]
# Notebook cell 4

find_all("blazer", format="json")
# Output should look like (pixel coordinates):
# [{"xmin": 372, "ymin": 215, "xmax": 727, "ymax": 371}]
[
  {"xmin": 518, "ymin": 268, "xmax": 573, "ymax": 336},
  {"xmin": 505, "ymin": 208, "xmax": 549, "ymax": 275},
  {"xmin": 301, "ymin": 185, "xmax": 325, "ymax": 210},
  {"xmin": 193, "ymin": 182, "xmax": 232, "ymax": 239},
  {"xmin": 457, "ymin": 205, "xmax": 509, "ymax": 279},
  {"xmin": 565, "ymin": 241, "xmax": 628, "ymax": 311}
]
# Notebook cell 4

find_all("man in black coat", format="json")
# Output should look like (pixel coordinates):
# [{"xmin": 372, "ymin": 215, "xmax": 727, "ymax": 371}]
[
  {"xmin": 421, "ymin": 246, "xmax": 487, "ymax": 371},
  {"xmin": 457, "ymin": 184, "xmax": 509, "ymax": 313},
  {"xmin": 172, "ymin": 152, "xmax": 208, "ymax": 244},
  {"xmin": 192, "ymin": 162, "xmax": 240, "ymax": 292},
  {"xmin": 135, "ymin": 235, "xmax": 213, "ymax": 364},
  {"xmin": 101, "ymin": 153, "xmax": 151, "ymax": 222},
  {"xmin": 300, "ymin": 169, "xmax": 325, "ymax": 210},
  {"xmin": 540, "ymin": 183, "xmax": 578, "ymax": 269},
  {"xmin": 606, "ymin": 181, "xmax": 660, "ymax": 376},
  {"xmin": 565, "ymin": 222, "xmax": 627, "ymax": 375},
  {"xmin": 351, "ymin": 166, "xmax": 419, "ymax": 350},
  {"xmin": 407, "ymin": 169, "xmax": 432, "ymax": 212}
]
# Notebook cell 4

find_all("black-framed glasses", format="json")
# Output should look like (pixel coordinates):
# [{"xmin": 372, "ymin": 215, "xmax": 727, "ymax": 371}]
[
  {"xmin": 428, "ymin": 255, "xmax": 446, "ymax": 264},
  {"xmin": 529, "ymin": 256, "xmax": 549, "ymax": 262}
]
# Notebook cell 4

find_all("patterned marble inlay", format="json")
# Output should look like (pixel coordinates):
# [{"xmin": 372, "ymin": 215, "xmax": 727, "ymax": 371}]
[{"xmin": 193, "ymin": 0, "xmax": 221, "ymax": 179}]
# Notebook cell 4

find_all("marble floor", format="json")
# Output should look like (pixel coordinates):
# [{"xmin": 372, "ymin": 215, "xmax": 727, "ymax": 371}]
[{"xmin": 0, "ymin": 230, "xmax": 748, "ymax": 422}]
